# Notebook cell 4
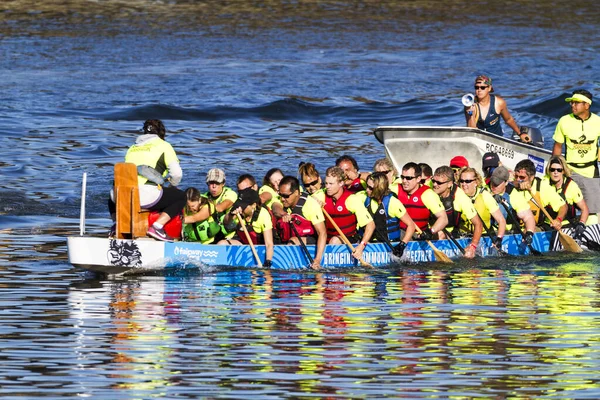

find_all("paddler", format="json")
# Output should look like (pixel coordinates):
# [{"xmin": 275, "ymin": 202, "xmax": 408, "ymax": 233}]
[
  {"xmin": 277, "ymin": 176, "xmax": 327, "ymax": 270},
  {"xmin": 489, "ymin": 166, "xmax": 537, "ymax": 244},
  {"xmin": 395, "ymin": 162, "xmax": 448, "ymax": 239},
  {"xmin": 323, "ymin": 166, "xmax": 375, "ymax": 262},
  {"xmin": 336, "ymin": 155, "xmax": 370, "ymax": 194},
  {"xmin": 431, "ymin": 166, "xmax": 482, "ymax": 258},
  {"xmin": 458, "ymin": 167, "xmax": 506, "ymax": 250},
  {"xmin": 511, "ymin": 159, "xmax": 567, "ymax": 231},
  {"xmin": 219, "ymin": 188, "xmax": 274, "ymax": 268},
  {"xmin": 204, "ymin": 168, "xmax": 238, "ymax": 242},
  {"xmin": 363, "ymin": 172, "xmax": 416, "ymax": 257}
]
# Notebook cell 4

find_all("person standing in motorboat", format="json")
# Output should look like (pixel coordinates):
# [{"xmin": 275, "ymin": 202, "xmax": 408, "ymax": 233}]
[
  {"xmin": 552, "ymin": 89, "xmax": 600, "ymax": 226},
  {"xmin": 110, "ymin": 119, "xmax": 186, "ymax": 242},
  {"xmin": 464, "ymin": 75, "xmax": 528, "ymax": 142}
]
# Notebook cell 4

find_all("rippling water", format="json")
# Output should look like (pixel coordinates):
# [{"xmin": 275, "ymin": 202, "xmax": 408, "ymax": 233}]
[{"xmin": 2, "ymin": 0, "xmax": 600, "ymax": 397}]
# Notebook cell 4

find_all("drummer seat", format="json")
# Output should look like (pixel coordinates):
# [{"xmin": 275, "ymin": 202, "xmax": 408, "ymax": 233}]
[{"xmin": 114, "ymin": 162, "xmax": 149, "ymax": 239}]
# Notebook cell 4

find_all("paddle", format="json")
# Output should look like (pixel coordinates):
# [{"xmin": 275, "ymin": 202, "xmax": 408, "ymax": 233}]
[
  {"xmin": 442, "ymin": 228, "xmax": 466, "ymax": 255},
  {"xmin": 288, "ymin": 219, "xmax": 315, "ymax": 267},
  {"xmin": 529, "ymin": 190, "xmax": 583, "ymax": 253},
  {"xmin": 322, "ymin": 208, "xmax": 374, "ymax": 268},
  {"xmin": 237, "ymin": 211, "xmax": 264, "ymax": 268},
  {"xmin": 414, "ymin": 226, "xmax": 453, "ymax": 263},
  {"xmin": 495, "ymin": 195, "xmax": 541, "ymax": 256}
]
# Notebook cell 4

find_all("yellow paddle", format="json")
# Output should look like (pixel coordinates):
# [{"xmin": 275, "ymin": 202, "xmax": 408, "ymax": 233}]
[
  {"xmin": 237, "ymin": 211, "xmax": 264, "ymax": 267},
  {"xmin": 322, "ymin": 208, "xmax": 374, "ymax": 268},
  {"xmin": 415, "ymin": 226, "xmax": 453, "ymax": 263},
  {"xmin": 529, "ymin": 190, "xmax": 582, "ymax": 253}
]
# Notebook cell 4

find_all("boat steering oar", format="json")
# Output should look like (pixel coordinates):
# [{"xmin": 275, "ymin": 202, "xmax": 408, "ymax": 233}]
[
  {"xmin": 442, "ymin": 228, "xmax": 466, "ymax": 255},
  {"xmin": 288, "ymin": 219, "xmax": 315, "ymax": 267},
  {"xmin": 415, "ymin": 226, "xmax": 453, "ymax": 263},
  {"xmin": 496, "ymin": 196, "xmax": 541, "ymax": 256},
  {"xmin": 528, "ymin": 190, "xmax": 582, "ymax": 253},
  {"xmin": 237, "ymin": 212, "xmax": 264, "ymax": 268},
  {"xmin": 322, "ymin": 209, "xmax": 374, "ymax": 268}
]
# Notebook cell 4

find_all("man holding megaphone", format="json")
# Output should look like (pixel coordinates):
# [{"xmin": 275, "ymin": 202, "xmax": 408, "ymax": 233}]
[{"xmin": 463, "ymin": 75, "xmax": 530, "ymax": 143}]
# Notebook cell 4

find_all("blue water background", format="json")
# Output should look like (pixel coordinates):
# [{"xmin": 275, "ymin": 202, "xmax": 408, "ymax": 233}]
[{"xmin": 1, "ymin": 1, "xmax": 600, "ymax": 398}]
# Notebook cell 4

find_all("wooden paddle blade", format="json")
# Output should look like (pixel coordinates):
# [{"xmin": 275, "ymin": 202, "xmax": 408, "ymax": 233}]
[
  {"xmin": 559, "ymin": 231, "xmax": 583, "ymax": 253},
  {"xmin": 428, "ymin": 240, "xmax": 453, "ymax": 263}
]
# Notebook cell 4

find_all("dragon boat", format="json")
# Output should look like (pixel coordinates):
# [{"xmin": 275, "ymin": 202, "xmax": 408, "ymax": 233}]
[
  {"xmin": 67, "ymin": 225, "xmax": 600, "ymax": 275},
  {"xmin": 67, "ymin": 126, "xmax": 599, "ymax": 276}
]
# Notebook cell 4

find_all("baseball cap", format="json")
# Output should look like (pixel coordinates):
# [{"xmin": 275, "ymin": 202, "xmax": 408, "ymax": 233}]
[
  {"xmin": 206, "ymin": 168, "xmax": 226, "ymax": 183},
  {"xmin": 482, "ymin": 152, "xmax": 500, "ymax": 169},
  {"xmin": 565, "ymin": 93, "xmax": 592, "ymax": 105},
  {"xmin": 490, "ymin": 166, "xmax": 510, "ymax": 187},
  {"xmin": 231, "ymin": 188, "xmax": 260, "ymax": 211},
  {"xmin": 450, "ymin": 156, "xmax": 469, "ymax": 169}
]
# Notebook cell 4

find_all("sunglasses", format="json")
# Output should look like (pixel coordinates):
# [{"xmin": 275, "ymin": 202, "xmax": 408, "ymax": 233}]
[
  {"xmin": 279, "ymin": 192, "xmax": 294, "ymax": 199},
  {"xmin": 515, "ymin": 175, "xmax": 528, "ymax": 181},
  {"xmin": 459, "ymin": 179, "xmax": 476, "ymax": 184},
  {"xmin": 366, "ymin": 185, "xmax": 374, "ymax": 191},
  {"xmin": 401, "ymin": 175, "xmax": 416, "ymax": 181},
  {"xmin": 377, "ymin": 169, "xmax": 391, "ymax": 174},
  {"xmin": 303, "ymin": 178, "xmax": 319, "ymax": 187},
  {"xmin": 549, "ymin": 167, "xmax": 563, "ymax": 173},
  {"xmin": 431, "ymin": 179, "xmax": 449, "ymax": 185},
  {"xmin": 474, "ymin": 85, "xmax": 489, "ymax": 90}
]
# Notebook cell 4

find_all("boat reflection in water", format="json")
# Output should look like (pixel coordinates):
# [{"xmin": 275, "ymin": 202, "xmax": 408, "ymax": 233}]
[{"xmin": 68, "ymin": 263, "xmax": 600, "ymax": 398}]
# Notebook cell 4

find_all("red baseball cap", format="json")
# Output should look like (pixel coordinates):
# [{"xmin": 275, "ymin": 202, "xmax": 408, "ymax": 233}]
[{"xmin": 450, "ymin": 156, "xmax": 469, "ymax": 168}]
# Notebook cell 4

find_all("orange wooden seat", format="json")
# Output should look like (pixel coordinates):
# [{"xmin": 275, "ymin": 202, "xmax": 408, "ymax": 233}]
[{"xmin": 114, "ymin": 162, "xmax": 149, "ymax": 239}]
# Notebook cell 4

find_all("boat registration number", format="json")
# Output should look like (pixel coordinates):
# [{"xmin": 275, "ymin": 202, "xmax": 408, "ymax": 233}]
[{"xmin": 485, "ymin": 143, "xmax": 515, "ymax": 159}]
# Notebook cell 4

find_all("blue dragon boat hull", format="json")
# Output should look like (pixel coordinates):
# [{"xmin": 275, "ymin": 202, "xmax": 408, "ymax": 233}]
[{"xmin": 67, "ymin": 224, "xmax": 600, "ymax": 275}]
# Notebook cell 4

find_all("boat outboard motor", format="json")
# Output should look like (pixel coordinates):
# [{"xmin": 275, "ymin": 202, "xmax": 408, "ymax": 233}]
[{"xmin": 514, "ymin": 126, "xmax": 544, "ymax": 148}]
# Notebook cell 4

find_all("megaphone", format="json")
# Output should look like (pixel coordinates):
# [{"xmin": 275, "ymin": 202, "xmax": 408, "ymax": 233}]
[{"xmin": 462, "ymin": 93, "xmax": 475, "ymax": 107}]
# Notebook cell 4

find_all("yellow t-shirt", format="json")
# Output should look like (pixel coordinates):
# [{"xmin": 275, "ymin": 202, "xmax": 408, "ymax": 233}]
[
  {"xmin": 463, "ymin": 187, "xmax": 499, "ymax": 231},
  {"xmin": 366, "ymin": 195, "xmax": 407, "ymax": 220},
  {"xmin": 510, "ymin": 179, "xmax": 566, "ymax": 224},
  {"xmin": 259, "ymin": 185, "xmax": 282, "ymax": 210},
  {"xmin": 345, "ymin": 193, "xmax": 374, "ymax": 228},
  {"xmin": 552, "ymin": 113, "xmax": 600, "ymax": 178},
  {"xmin": 287, "ymin": 195, "xmax": 325, "ymax": 225},
  {"xmin": 422, "ymin": 187, "xmax": 445, "ymax": 215},
  {"xmin": 241, "ymin": 207, "xmax": 273, "ymax": 234}
]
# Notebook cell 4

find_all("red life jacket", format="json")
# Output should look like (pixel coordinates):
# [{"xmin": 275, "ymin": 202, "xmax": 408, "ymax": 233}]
[
  {"xmin": 276, "ymin": 194, "xmax": 316, "ymax": 242},
  {"xmin": 323, "ymin": 189, "xmax": 358, "ymax": 239},
  {"xmin": 396, "ymin": 184, "xmax": 432, "ymax": 230},
  {"xmin": 346, "ymin": 177, "xmax": 365, "ymax": 193}
]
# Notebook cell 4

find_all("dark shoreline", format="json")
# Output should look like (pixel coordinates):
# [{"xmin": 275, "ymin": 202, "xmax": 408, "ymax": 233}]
[{"xmin": 2, "ymin": 0, "xmax": 598, "ymax": 37}]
